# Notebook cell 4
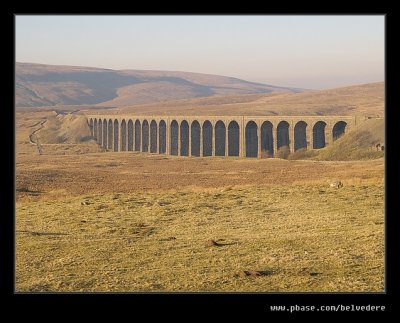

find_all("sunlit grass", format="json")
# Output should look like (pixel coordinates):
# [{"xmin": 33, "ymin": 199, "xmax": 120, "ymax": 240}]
[{"xmin": 16, "ymin": 184, "xmax": 384, "ymax": 292}]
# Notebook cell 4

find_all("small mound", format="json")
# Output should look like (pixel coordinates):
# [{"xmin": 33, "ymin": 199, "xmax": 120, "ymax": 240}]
[{"xmin": 35, "ymin": 113, "xmax": 94, "ymax": 144}]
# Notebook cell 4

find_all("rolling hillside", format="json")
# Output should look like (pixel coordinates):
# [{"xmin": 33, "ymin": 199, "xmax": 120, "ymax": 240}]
[
  {"xmin": 16, "ymin": 62, "xmax": 302, "ymax": 107},
  {"xmin": 108, "ymin": 82, "xmax": 384, "ymax": 116}
]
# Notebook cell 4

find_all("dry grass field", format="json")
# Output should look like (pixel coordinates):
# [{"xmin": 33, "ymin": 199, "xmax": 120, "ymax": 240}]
[{"xmin": 15, "ymin": 110, "xmax": 384, "ymax": 292}]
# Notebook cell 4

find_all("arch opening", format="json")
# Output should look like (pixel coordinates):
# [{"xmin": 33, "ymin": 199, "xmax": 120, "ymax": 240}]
[
  {"xmin": 228, "ymin": 121, "xmax": 239, "ymax": 156},
  {"xmin": 108, "ymin": 120, "xmax": 113, "ymax": 150},
  {"xmin": 245, "ymin": 121, "xmax": 258, "ymax": 157},
  {"xmin": 150, "ymin": 120, "xmax": 158, "ymax": 153},
  {"xmin": 93, "ymin": 119, "xmax": 98, "ymax": 141},
  {"xmin": 103, "ymin": 120, "xmax": 107, "ymax": 149},
  {"xmin": 261, "ymin": 121, "xmax": 273, "ymax": 157},
  {"xmin": 294, "ymin": 121, "xmax": 307, "ymax": 151},
  {"xmin": 113, "ymin": 120, "xmax": 119, "ymax": 151},
  {"xmin": 277, "ymin": 121, "xmax": 290, "ymax": 152},
  {"xmin": 98, "ymin": 120, "xmax": 103, "ymax": 146},
  {"xmin": 142, "ymin": 120, "xmax": 149, "ymax": 152},
  {"xmin": 215, "ymin": 121, "xmax": 226, "ymax": 156},
  {"xmin": 170, "ymin": 120, "xmax": 179, "ymax": 155},
  {"xmin": 127, "ymin": 120, "xmax": 133, "ymax": 151},
  {"xmin": 121, "ymin": 120, "xmax": 126, "ymax": 151},
  {"xmin": 191, "ymin": 121, "xmax": 200, "ymax": 157},
  {"xmin": 333, "ymin": 121, "xmax": 347, "ymax": 141},
  {"xmin": 313, "ymin": 121, "xmax": 326, "ymax": 149},
  {"xmin": 89, "ymin": 118, "xmax": 93, "ymax": 137},
  {"xmin": 202, "ymin": 121, "xmax": 212, "ymax": 157},
  {"xmin": 135, "ymin": 120, "xmax": 141, "ymax": 151},
  {"xmin": 180, "ymin": 121, "xmax": 189, "ymax": 156},
  {"xmin": 159, "ymin": 120, "xmax": 166, "ymax": 154}
]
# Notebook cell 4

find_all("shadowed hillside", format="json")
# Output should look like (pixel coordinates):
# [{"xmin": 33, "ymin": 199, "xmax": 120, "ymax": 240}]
[{"xmin": 16, "ymin": 62, "xmax": 302, "ymax": 107}]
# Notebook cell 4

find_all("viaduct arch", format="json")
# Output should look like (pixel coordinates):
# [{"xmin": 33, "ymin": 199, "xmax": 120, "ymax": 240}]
[
  {"xmin": 191, "ymin": 121, "xmax": 201, "ymax": 157},
  {"xmin": 86, "ymin": 115, "xmax": 366, "ymax": 158}
]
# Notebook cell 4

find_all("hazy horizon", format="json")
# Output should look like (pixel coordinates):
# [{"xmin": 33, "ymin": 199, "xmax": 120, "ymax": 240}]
[
  {"xmin": 16, "ymin": 15, "xmax": 384, "ymax": 90},
  {"xmin": 16, "ymin": 60, "xmax": 384, "ymax": 91}
]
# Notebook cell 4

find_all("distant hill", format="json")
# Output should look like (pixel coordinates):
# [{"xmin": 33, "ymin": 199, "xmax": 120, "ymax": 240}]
[
  {"xmin": 112, "ymin": 82, "xmax": 384, "ymax": 116},
  {"xmin": 16, "ymin": 62, "xmax": 302, "ymax": 107}
]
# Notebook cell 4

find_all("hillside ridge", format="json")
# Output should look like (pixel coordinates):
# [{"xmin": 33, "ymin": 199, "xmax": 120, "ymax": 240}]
[{"xmin": 16, "ymin": 62, "xmax": 302, "ymax": 107}]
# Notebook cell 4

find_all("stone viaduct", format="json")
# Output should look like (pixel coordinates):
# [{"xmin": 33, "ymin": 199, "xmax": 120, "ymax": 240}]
[{"xmin": 85, "ymin": 114, "xmax": 368, "ymax": 158}]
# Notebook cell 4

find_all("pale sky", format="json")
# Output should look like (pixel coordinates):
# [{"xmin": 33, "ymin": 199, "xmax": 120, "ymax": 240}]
[{"xmin": 15, "ymin": 15, "xmax": 384, "ymax": 89}]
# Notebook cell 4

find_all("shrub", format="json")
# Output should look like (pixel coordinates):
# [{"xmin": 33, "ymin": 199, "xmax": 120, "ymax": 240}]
[
  {"xmin": 275, "ymin": 146, "xmax": 290, "ymax": 159},
  {"xmin": 288, "ymin": 148, "xmax": 318, "ymax": 160}
]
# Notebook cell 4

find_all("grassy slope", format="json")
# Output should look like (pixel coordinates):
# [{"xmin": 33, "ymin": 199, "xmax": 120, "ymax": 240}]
[
  {"xmin": 35, "ymin": 113, "xmax": 94, "ymax": 144},
  {"xmin": 316, "ymin": 119, "xmax": 384, "ymax": 160},
  {"xmin": 290, "ymin": 118, "xmax": 384, "ymax": 161}
]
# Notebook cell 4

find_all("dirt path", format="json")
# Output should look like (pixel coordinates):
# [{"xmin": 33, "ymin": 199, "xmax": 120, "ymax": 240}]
[
  {"xmin": 29, "ymin": 120, "xmax": 47, "ymax": 145},
  {"xmin": 28, "ymin": 109, "xmax": 87, "ymax": 146}
]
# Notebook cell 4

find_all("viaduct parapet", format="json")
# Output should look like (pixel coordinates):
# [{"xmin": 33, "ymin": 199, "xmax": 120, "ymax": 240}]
[{"xmin": 84, "ymin": 114, "xmax": 371, "ymax": 158}]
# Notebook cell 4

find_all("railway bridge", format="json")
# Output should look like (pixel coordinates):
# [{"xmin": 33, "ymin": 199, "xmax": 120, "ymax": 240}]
[{"xmin": 85, "ymin": 114, "xmax": 368, "ymax": 158}]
